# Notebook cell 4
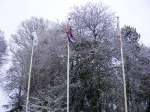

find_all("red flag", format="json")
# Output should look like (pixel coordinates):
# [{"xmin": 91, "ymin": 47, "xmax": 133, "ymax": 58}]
[{"xmin": 66, "ymin": 25, "xmax": 76, "ymax": 43}]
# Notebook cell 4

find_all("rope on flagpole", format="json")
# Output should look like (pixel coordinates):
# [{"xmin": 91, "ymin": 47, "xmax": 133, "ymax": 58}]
[
  {"xmin": 67, "ymin": 18, "xmax": 71, "ymax": 112},
  {"xmin": 117, "ymin": 17, "xmax": 128, "ymax": 112},
  {"xmin": 67, "ymin": 40, "xmax": 70, "ymax": 112}
]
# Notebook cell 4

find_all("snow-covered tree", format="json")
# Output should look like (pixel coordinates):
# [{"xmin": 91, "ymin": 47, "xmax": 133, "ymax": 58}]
[{"xmin": 0, "ymin": 30, "xmax": 7, "ymax": 65}]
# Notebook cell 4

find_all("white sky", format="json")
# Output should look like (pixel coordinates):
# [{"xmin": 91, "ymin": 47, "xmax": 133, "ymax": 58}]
[
  {"xmin": 0, "ymin": 0, "xmax": 149, "ymax": 45},
  {"xmin": 0, "ymin": 0, "xmax": 150, "ymax": 110}
]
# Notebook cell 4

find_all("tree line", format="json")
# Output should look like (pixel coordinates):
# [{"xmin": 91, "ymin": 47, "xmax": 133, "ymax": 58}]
[{"xmin": 0, "ymin": 2, "xmax": 150, "ymax": 112}]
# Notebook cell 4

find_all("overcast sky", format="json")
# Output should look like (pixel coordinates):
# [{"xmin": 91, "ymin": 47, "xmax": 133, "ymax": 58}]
[
  {"xmin": 0, "ymin": 0, "xmax": 150, "ymax": 110},
  {"xmin": 0, "ymin": 0, "xmax": 150, "ymax": 45}
]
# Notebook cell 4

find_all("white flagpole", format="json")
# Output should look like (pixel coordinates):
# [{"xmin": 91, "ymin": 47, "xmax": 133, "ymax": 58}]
[
  {"xmin": 67, "ymin": 18, "xmax": 71, "ymax": 112},
  {"xmin": 25, "ymin": 32, "xmax": 37, "ymax": 112},
  {"xmin": 117, "ymin": 17, "xmax": 128, "ymax": 112}
]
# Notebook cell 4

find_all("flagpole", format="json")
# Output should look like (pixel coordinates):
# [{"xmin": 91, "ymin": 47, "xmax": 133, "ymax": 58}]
[
  {"xmin": 67, "ymin": 40, "xmax": 70, "ymax": 112},
  {"xmin": 117, "ymin": 17, "xmax": 128, "ymax": 112},
  {"xmin": 25, "ymin": 33, "xmax": 36, "ymax": 112}
]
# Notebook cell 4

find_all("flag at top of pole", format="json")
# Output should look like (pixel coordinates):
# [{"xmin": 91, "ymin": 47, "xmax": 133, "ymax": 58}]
[{"xmin": 65, "ymin": 18, "xmax": 76, "ymax": 43}]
